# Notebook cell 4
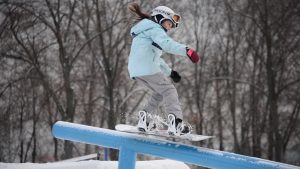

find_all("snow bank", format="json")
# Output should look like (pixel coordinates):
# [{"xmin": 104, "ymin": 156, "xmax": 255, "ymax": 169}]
[{"xmin": 0, "ymin": 160, "xmax": 190, "ymax": 169}]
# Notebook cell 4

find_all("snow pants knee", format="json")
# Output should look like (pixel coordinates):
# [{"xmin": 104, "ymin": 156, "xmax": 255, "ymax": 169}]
[{"xmin": 135, "ymin": 72, "xmax": 183, "ymax": 120}]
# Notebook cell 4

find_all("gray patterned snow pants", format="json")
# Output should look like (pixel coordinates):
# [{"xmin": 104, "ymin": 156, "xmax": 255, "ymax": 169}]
[{"xmin": 135, "ymin": 72, "xmax": 183, "ymax": 120}]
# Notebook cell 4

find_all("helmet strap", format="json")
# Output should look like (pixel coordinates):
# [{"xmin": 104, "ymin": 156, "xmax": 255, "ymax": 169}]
[
  {"xmin": 154, "ymin": 15, "xmax": 158, "ymax": 23},
  {"xmin": 151, "ymin": 15, "xmax": 168, "ymax": 32}
]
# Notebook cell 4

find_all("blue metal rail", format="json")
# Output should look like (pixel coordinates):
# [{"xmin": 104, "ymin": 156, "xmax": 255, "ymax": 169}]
[{"xmin": 52, "ymin": 121, "xmax": 299, "ymax": 169}]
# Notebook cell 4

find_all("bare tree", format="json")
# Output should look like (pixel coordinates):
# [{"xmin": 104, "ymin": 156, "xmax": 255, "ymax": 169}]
[{"xmin": 0, "ymin": 0, "xmax": 299, "ymax": 165}]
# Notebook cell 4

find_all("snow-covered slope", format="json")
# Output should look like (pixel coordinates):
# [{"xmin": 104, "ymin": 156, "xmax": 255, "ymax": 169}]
[{"xmin": 0, "ymin": 160, "xmax": 190, "ymax": 169}]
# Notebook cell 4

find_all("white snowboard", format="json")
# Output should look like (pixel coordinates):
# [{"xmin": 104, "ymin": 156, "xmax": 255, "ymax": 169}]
[{"xmin": 115, "ymin": 124, "xmax": 214, "ymax": 142}]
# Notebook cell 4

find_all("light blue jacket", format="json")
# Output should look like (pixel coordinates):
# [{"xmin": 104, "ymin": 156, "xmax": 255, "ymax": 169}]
[{"xmin": 128, "ymin": 19, "xmax": 187, "ymax": 78}]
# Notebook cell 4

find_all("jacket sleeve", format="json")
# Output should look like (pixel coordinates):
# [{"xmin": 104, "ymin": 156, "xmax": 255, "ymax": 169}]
[
  {"xmin": 148, "ymin": 27, "xmax": 187, "ymax": 57},
  {"xmin": 159, "ymin": 58, "xmax": 172, "ymax": 76}
]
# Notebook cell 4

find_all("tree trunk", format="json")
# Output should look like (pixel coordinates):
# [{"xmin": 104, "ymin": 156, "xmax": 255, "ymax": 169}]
[
  {"xmin": 250, "ymin": 59, "xmax": 262, "ymax": 157},
  {"xmin": 216, "ymin": 77, "xmax": 224, "ymax": 151},
  {"xmin": 265, "ymin": 25, "xmax": 281, "ymax": 162}
]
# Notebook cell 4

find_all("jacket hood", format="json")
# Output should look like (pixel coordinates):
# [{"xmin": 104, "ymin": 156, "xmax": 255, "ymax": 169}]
[{"xmin": 130, "ymin": 19, "xmax": 166, "ymax": 37}]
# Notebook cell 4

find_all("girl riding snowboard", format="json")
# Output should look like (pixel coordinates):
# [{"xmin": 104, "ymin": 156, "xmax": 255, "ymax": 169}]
[{"xmin": 128, "ymin": 3, "xmax": 200, "ymax": 135}]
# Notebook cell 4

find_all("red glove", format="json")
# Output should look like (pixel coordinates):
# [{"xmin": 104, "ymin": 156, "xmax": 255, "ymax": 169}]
[{"xmin": 186, "ymin": 48, "xmax": 200, "ymax": 63}]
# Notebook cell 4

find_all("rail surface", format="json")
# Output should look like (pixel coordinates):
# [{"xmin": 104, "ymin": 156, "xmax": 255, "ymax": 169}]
[{"xmin": 52, "ymin": 121, "xmax": 300, "ymax": 169}]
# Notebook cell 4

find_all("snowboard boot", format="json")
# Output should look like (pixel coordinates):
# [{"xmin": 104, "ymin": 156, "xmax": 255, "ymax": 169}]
[
  {"xmin": 137, "ymin": 110, "xmax": 156, "ymax": 132},
  {"xmin": 167, "ymin": 114, "xmax": 191, "ymax": 136}
]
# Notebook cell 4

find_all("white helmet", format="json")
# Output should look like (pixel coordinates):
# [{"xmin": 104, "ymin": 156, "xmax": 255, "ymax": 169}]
[{"xmin": 151, "ymin": 6, "xmax": 181, "ymax": 28}]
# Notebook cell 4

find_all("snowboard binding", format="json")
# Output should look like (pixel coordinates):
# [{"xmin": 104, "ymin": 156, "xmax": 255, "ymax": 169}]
[
  {"xmin": 137, "ymin": 110, "xmax": 156, "ymax": 132},
  {"xmin": 167, "ymin": 114, "xmax": 192, "ymax": 136}
]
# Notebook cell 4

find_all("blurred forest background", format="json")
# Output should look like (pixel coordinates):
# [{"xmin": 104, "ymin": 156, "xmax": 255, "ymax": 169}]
[{"xmin": 0, "ymin": 0, "xmax": 299, "ymax": 167}]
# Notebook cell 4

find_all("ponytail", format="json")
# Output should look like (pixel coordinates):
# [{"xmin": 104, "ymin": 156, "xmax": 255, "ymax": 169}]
[{"xmin": 128, "ymin": 3, "xmax": 150, "ymax": 24}]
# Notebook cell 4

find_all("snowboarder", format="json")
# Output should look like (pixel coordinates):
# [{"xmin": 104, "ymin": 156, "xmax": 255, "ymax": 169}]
[{"xmin": 127, "ymin": 3, "xmax": 200, "ymax": 135}]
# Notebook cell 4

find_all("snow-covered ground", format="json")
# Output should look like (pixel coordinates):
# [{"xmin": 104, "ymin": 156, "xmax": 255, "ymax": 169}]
[{"xmin": 0, "ymin": 160, "xmax": 190, "ymax": 169}]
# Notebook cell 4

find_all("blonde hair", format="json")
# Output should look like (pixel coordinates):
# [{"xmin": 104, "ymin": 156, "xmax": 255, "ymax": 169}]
[{"xmin": 128, "ymin": 3, "xmax": 151, "ymax": 24}]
